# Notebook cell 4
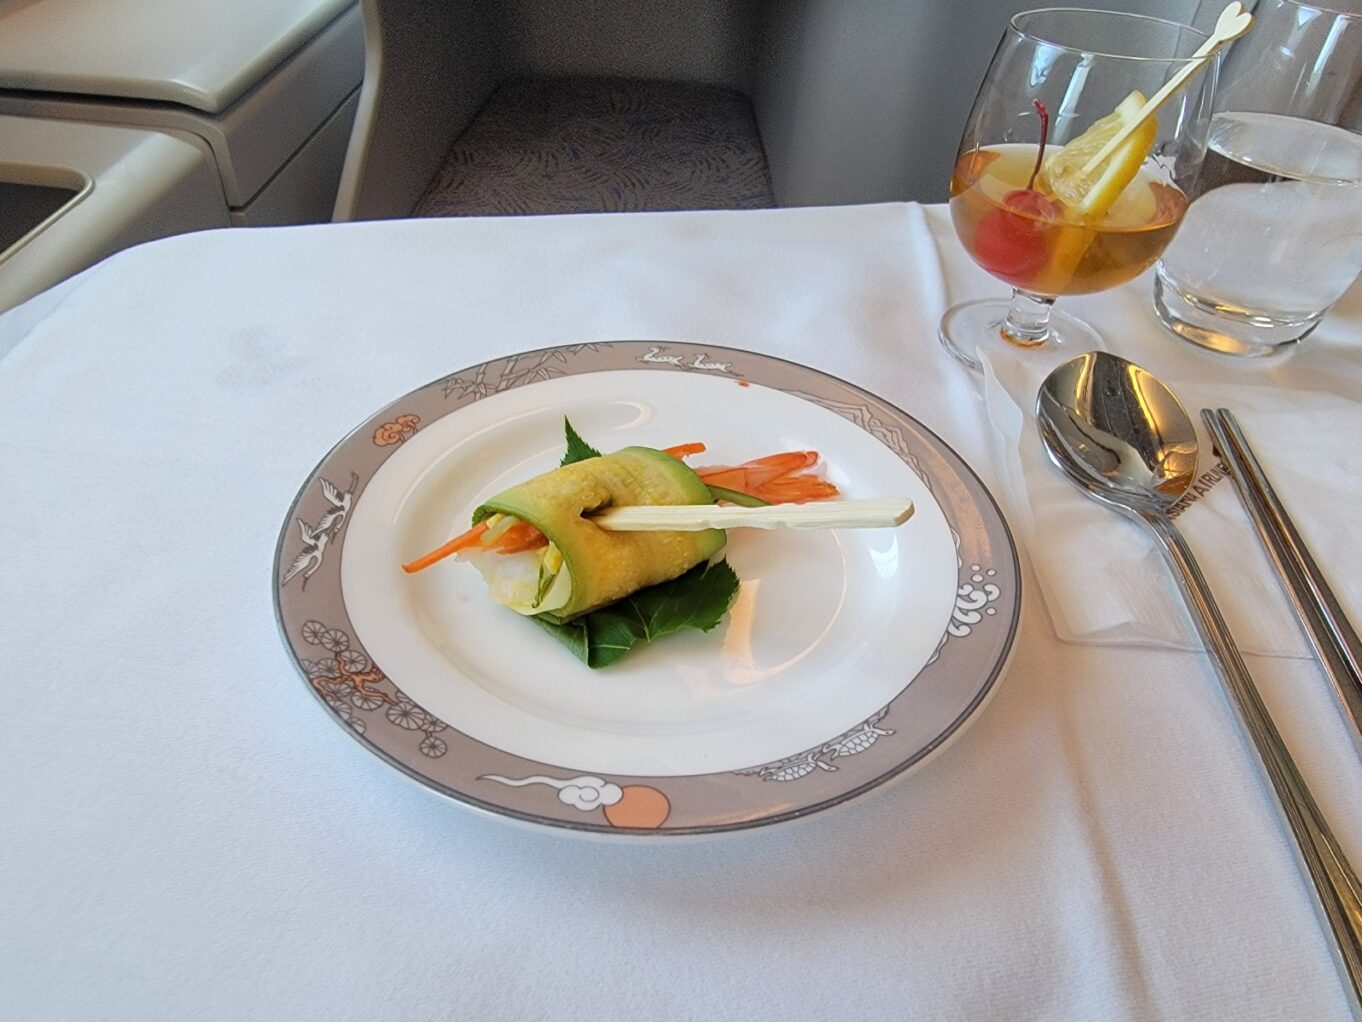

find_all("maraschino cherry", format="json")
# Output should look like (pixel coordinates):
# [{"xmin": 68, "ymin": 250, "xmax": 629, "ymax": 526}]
[{"xmin": 972, "ymin": 100, "xmax": 1062, "ymax": 286}]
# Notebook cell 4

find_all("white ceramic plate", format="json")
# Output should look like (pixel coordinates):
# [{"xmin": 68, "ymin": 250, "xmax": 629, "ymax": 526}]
[{"xmin": 274, "ymin": 342, "xmax": 1020, "ymax": 836}]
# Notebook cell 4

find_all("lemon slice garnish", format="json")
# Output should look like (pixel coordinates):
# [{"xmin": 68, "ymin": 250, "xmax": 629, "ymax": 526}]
[{"xmin": 1042, "ymin": 90, "xmax": 1158, "ymax": 219}]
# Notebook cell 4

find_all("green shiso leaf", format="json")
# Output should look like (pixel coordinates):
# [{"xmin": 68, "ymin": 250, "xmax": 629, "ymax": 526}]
[
  {"xmin": 561, "ymin": 418, "xmax": 602, "ymax": 466},
  {"xmin": 534, "ymin": 559, "xmax": 740, "ymax": 668}
]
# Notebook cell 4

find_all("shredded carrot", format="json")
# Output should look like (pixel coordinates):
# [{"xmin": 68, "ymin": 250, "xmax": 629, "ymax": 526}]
[
  {"xmin": 403, "ymin": 516, "xmax": 549, "ymax": 572},
  {"xmin": 695, "ymin": 451, "xmax": 820, "ymax": 492},
  {"xmin": 739, "ymin": 451, "xmax": 820, "ymax": 472},
  {"xmin": 487, "ymin": 519, "xmax": 549, "ymax": 553},
  {"xmin": 694, "ymin": 450, "xmax": 838, "ymax": 505},
  {"xmin": 752, "ymin": 478, "xmax": 840, "ymax": 503},
  {"xmin": 663, "ymin": 443, "xmax": 707, "ymax": 458},
  {"xmin": 402, "ymin": 520, "xmax": 490, "ymax": 573}
]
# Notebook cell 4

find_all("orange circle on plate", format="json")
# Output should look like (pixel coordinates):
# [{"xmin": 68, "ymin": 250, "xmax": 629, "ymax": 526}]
[{"xmin": 603, "ymin": 786, "xmax": 671, "ymax": 829}]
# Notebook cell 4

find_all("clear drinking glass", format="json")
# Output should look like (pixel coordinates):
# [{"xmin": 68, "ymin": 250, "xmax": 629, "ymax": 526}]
[
  {"xmin": 939, "ymin": 9, "xmax": 1219, "ymax": 373},
  {"xmin": 1154, "ymin": 0, "xmax": 1362, "ymax": 356}
]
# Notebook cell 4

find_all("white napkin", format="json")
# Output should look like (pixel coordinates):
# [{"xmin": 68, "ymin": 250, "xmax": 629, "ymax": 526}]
[{"xmin": 979, "ymin": 347, "xmax": 1362, "ymax": 657}]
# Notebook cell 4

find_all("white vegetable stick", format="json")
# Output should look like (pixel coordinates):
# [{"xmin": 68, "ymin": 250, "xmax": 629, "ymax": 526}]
[{"xmin": 591, "ymin": 498, "xmax": 914, "ymax": 532}]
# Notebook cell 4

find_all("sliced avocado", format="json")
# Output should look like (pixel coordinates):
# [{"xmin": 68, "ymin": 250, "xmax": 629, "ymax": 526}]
[{"xmin": 474, "ymin": 447, "xmax": 725, "ymax": 619}]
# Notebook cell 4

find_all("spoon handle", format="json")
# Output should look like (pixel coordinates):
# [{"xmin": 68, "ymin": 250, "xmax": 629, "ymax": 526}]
[{"xmin": 1142, "ymin": 509, "xmax": 1362, "ymax": 1004}]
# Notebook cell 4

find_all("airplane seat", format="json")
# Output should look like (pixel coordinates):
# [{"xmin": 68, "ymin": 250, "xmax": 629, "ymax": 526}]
[
  {"xmin": 412, "ymin": 76, "xmax": 773, "ymax": 217},
  {"xmin": 0, "ymin": 117, "xmax": 230, "ymax": 314},
  {"xmin": 334, "ymin": 0, "xmax": 775, "ymax": 221},
  {"xmin": 0, "ymin": 0, "xmax": 363, "ymax": 312},
  {"xmin": 334, "ymin": 0, "xmax": 1233, "ymax": 223}
]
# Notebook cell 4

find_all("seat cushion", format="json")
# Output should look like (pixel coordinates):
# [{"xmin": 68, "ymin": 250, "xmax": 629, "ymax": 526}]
[{"xmin": 413, "ymin": 77, "xmax": 774, "ymax": 217}]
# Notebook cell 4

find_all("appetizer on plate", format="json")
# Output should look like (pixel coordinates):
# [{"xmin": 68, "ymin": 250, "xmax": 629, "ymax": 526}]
[{"xmin": 403, "ymin": 420, "xmax": 905, "ymax": 667}]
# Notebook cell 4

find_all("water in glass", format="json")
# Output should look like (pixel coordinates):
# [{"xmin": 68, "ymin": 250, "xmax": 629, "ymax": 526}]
[{"xmin": 1156, "ymin": 112, "xmax": 1362, "ymax": 354}]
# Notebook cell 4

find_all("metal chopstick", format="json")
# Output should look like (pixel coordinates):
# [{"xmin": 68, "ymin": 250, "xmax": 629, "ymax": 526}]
[{"xmin": 1202, "ymin": 408, "xmax": 1362, "ymax": 747}]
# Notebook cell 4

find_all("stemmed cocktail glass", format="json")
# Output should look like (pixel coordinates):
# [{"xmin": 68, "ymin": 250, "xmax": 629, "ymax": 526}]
[{"xmin": 938, "ymin": 8, "xmax": 1221, "ymax": 373}]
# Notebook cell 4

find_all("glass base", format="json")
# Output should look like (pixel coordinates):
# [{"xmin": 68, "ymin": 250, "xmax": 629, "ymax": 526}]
[
  {"xmin": 937, "ymin": 297, "xmax": 1103, "ymax": 374},
  {"xmin": 1152, "ymin": 270, "xmax": 1318, "ymax": 357}
]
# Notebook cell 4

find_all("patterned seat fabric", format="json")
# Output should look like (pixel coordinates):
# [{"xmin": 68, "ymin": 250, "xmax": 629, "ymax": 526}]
[{"xmin": 413, "ymin": 77, "xmax": 774, "ymax": 217}]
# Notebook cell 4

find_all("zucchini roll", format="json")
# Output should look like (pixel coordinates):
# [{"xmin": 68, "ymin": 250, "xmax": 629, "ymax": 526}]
[{"xmin": 467, "ymin": 447, "xmax": 725, "ymax": 620}]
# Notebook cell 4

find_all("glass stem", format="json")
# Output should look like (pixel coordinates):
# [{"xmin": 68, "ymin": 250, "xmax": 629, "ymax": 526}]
[{"xmin": 1000, "ymin": 289, "xmax": 1054, "ymax": 348}]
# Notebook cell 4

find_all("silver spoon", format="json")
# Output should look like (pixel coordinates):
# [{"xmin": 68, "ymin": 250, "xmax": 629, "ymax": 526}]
[{"xmin": 1037, "ymin": 351, "xmax": 1362, "ymax": 1008}]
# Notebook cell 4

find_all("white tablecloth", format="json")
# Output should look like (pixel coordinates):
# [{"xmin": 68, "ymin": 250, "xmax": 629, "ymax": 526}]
[{"xmin": 4, "ymin": 203, "xmax": 1362, "ymax": 1021}]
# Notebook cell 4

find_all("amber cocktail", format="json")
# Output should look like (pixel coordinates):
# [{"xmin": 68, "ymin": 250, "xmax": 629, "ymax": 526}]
[
  {"xmin": 937, "ymin": 9, "xmax": 1219, "ymax": 373},
  {"xmin": 950, "ymin": 146, "xmax": 1187, "ymax": 297}
]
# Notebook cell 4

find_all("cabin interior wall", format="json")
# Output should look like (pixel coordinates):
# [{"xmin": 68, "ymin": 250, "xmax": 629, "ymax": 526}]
[
  {"xmin": 339, "ymin": 0, "xmax": 1243, "ymax": 218},
  {"xmin": 751, "ymin": 0, "xmax": 1241, "ymax": 207}
]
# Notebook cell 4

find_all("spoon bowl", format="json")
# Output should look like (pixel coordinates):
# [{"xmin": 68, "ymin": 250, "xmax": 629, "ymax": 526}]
[
  {"xmin": 1036, "ymin": 351, "xmax": 1198, "ymax": 513},
  {"xmin": 1035, "ymin": 351, "xmax": 1362, "ymax": 1006}
]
